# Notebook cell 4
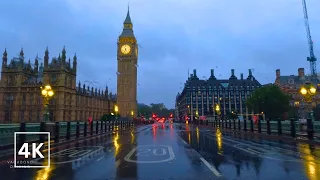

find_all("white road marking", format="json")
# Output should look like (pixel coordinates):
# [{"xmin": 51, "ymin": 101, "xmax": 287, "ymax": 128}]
[
  {"xmin": 200, "ymin": 157, "xmax": 222, "ymax": 177},
  {"xmin": 124, "ymin": 145, "xmax": 175, "ymax": 163},
  {"xmin": 178, "ymin": 136, "xmax": 222, "ymax": 177},
  {"xmin": 96, "ymin": 156, "xmax": 104, "ymax": 161},
  {"xmin": 32, "ymin": 146, "xmax": 104, "ymax": 165},
  {"xmin": 204, "ymin": 133, "xmax": 304, "ymax": 162}
]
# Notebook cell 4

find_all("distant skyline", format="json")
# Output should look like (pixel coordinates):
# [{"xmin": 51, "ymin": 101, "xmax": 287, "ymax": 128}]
[{"xmin": 0, "ymin": 0, "xmax": 319, "ymax": 108}]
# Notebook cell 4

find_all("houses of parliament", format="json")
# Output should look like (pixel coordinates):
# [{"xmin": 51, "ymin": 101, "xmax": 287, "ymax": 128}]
[
  {"xmin": 0, "ymin": 47, "xmax": 116, "ymax": 123},
  {"xmin": 0, "ymin": 8, "xmax": 138, "ymax": 123}
]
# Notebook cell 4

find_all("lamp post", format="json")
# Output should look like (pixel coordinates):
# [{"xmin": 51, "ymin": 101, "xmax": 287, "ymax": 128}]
[
  {"xmin": 300, "ymin": 82, "xmax": 317, "ymax": 121},
  {"xmin": 114, "ymin": 105, "xmax": 119, "ymax": 121},
  {"xmin": 215, "ymin": 104, "xmax": 221, "ymax": 125},
  {"xmin": 40, "ymin": 85, "xmax": 54, "ymax": 122},
  {"xmin": 131, "ymin": 110, "xmax": 134, "ymax": 120}
]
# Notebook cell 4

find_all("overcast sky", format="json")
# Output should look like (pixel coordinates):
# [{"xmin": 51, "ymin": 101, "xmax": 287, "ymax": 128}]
[{"xmin": 0, "ymin": 0, "xmax": 319, "ymax": 108}]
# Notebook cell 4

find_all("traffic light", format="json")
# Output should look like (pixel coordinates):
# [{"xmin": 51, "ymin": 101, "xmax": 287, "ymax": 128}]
[
  {"xmin": 152, "ymin": 114, "xmax": 156, "ymax": 118},
  {"xmin": 170, "ymin": 114, "xmax": 173, "ymax": 118}
]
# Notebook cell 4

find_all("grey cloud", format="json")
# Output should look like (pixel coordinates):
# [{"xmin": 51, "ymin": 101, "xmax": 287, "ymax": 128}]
[{"xmin": 0, "ymin": 0, "xmax": 320, "ymax": 108}]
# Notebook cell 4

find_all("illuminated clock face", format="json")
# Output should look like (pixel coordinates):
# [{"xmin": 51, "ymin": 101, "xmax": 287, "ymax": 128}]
[{"xmin": 121, "ymin": 44, "xmax": 131, "ymax": 54}]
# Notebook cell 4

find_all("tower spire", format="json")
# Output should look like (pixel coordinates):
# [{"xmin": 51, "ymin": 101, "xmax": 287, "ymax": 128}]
[{"xmin": 124, "ymin": 5, "xmax": 132, "ymax": 24}]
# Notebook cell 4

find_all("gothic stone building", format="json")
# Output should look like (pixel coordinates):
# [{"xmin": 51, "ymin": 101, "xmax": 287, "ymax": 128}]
[
  {"xmin": 274, "ymin": 68, "xmax": 320, "ymax": 118},
  {"xmin": 176, "ymin": 69, "xmax": 261, "ymax": 120},
  {"xmin": 0, "ymin": 47, "xmax": 116, "ymax": 123}
]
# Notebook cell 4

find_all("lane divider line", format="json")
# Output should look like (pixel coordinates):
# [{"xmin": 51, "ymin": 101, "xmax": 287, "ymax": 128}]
[
  {"xmin": 177, "ymin": 135, "xmax": 222, "ymax": 177},
  {"xmin": 200, "ymin": 157, "xmax": 222, "ymax": 177},
  {"xmin": 96, "ymin": 156, "xmax": 104, "ymax": 162}
]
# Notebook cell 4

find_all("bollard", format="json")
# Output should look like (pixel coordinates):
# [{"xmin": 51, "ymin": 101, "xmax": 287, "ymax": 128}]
[
  {"xmin": 101, "ymin": 120, "xmax": 103, "ymax": 132},
  {"xmin": 250, "ymin": 118, "xmax": 254, "ymax": 132},
  {"xmin": 206, "ymin": 120, "xmax": 208, "ymax": 126},
  {"xmin": 233, "ymin": 119, "xmax": 236, "ymax": 131},
  {"xmin": 96, "ymin": 121, "xmax": 99, "ymax": 134},
  {"xmin": 258, "ymin": 119, "xmax": 261, "ymax": 133},
  {"xmin": 19, "ymin": 122, "xmax": 26, "ymax": 147},
  {"xmin": 290, "ymin": 118, "xmax": 296, "ymax": 138},
  {"xmin": 66, "ymin": 122, "xmax": 71, "ymax": 140},
  {"xmin": 76, "ymin": 122, "xmax": 80, "ymax": 138},
  {"xmin": 267, "ymin": 119, "xmax": 271, "ymax": 135},
  {"xmin": 238, "ymin": 119, "xmax": 241, "ymax": 131},
  {"xmin": 90, "ymin": 121, "xmax": 94, "ymax": 135},
  {"xmin": 84, "ymin": 122, "xmax": 87, "ymax": 136},
  {"xmin": 306, "ymin": 118, "xmax": 314, "ymax": 140},
  {"xmin": 243, "ymin": 118, "xmax": 247, "ymax": 132},
  {"xmin": 277, "ymin": 118, "xmax": 282, "ymax": 135},
  {"xmin": 105, "ymin": 120, "xmax": 107, "ymax": 132},
  {"xmin": 54, "ymin": 122, "xmax": 60, "ymax": 143},
  {"xmin": 39, "ymin": 122, "xmax": 46, "ymax": 143}
]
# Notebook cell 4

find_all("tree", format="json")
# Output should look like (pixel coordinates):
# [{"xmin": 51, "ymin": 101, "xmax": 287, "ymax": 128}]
[
  {"xmin": 138, "ymin": 103, "xmax": 174, "ymax": 117},
  {"xmin": 246, "ymin": 85, "xmax": 291, "ymax": 119},
  {"xmin": 138, "ymin": 103, "xmax": 152, "ymax": 117}
]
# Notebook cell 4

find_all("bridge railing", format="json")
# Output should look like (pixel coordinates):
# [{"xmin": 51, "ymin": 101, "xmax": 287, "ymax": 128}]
[
  {"xmin": 0, "ymin": 119, "xmax": 134, "ymax": 150},
  {"xmin": 192, "ymin": 118, "xmax": 320, "ymax": 141}
]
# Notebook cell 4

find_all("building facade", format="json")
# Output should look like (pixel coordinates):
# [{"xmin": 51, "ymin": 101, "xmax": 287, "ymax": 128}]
[
  {"xmin": 117, "ymin": 8, "xmax": 138, "ymax": 117},
  {"xmin": 0, "ymin": 47, "xmax": 116, "ymax": 123},
  {"xmin": 176, "ymin": 69, "xmax": 261, "ymax": 120},
  {"xmin": 274, "ymin": 68, "xmax": 320, "ymax": 118}
]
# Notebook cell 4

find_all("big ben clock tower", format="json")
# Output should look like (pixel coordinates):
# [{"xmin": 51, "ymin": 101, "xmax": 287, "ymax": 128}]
[{"xmin": 117, "ymin": 7, "xmax": 138, "ymax": 117}]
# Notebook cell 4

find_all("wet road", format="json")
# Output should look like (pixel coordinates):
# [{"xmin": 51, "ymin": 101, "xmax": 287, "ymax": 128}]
[{"xmin": 0, "ymin": 123, "xmax": 319, "ymax": 180}]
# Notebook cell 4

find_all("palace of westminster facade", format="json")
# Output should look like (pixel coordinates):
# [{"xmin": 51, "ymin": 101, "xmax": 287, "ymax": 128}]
[
  {"xmin": 0, "ymin": 9, "xmax": 139, "ymax": 123},
  {"xmin": 0, "ymin": 47, "xmax": 116, "ymax": 123}
]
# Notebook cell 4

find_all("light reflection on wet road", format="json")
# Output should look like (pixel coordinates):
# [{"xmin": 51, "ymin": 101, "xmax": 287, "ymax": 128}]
[
  {"xmin": 0, "ymin": 123, "xmax": 319, "ymax": 180},
  {"xmin": 179, "ymin": 124, "xmax": 320, "ymax": 180}
]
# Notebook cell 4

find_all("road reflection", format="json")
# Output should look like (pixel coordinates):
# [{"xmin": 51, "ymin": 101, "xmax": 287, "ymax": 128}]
[
  {"xmin": 297, "ymin": 143, "xmax": 320, "ymax": 180},
  {"xmin": 113, "ymin": 132, "xmax": 120, "ymax": 156},
  {"xmin": 216, "ymin": 128, "xmax": 223, "ymax": 155},
  {"xmin": 180, "ymin": 126, "xmax": 320, "ymax": 180},
  {"xmin": 35, "ymin": 159, "xmax": 55, "ymax": 180}
]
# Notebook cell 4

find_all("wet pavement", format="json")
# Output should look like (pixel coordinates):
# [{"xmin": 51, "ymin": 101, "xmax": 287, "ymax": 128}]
[{"xmin": 0, "ymin": 123, "xmax": 319, "ymax": 180}]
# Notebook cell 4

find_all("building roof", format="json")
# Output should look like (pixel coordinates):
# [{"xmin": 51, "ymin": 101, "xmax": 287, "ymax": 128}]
[{"xmin": 278, "ymin": 75, "xmax": 320, "ymax": 86}]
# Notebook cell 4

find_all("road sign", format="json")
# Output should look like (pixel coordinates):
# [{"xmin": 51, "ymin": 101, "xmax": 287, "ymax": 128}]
[{"xmin": 124, "ymin": 145, "xmax": 175, "ymax": 163}]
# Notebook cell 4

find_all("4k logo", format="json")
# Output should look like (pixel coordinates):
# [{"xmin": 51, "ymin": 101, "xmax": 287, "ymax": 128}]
[
  {"xmin": 18, "ymin": 143, "xmax": 44, "ymax": 158},
  {"xmin": 14, "ymin": 132, "xmax": 50, "ymax": 168}
]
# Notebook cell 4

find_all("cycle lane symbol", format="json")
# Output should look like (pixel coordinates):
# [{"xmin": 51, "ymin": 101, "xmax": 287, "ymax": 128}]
[{"xmin": 124, "ymin": 145, "xmax": 175, "ymax": 163}]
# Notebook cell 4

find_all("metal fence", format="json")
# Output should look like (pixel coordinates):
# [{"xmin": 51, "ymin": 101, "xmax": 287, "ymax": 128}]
[
  {"xmin": 193, "ymin": 118, "xmax": 320, "ymax": 140},
  {"xmin": 0, "ymin": 119, "xmax": 134, "ymax": 150}
]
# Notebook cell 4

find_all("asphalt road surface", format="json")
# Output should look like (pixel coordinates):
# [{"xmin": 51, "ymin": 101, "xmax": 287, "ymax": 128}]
[{"xmin": 0, "ymin": 123, "xmax": 319, "ymax": 180}]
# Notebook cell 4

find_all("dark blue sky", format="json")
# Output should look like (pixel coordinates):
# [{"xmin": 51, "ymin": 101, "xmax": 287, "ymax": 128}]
[{"xmin": 0, "ymin": 0, "xmax": 319, "ymax": 108}]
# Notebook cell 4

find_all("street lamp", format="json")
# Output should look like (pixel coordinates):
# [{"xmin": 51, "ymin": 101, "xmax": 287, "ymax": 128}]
[
  {"xmin": 40, "ymin": 85, "xmax": 54, "ymax": 122},
  {"xmin": 300, "ymin": 82, "xmax": 317, "ymax": 120},
  {"xmin": 131, "ymin": 110, "xmax": 134, "ymax": 118},
  {"xmin": 114, "ymin": 105, "xmax": 119, "ymax": 120}
]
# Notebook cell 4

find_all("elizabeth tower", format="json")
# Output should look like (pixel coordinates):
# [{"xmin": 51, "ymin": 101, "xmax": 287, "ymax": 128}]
[{"xmin": 117, "ymin": 8, "xmax": 138, "ymax": 117}]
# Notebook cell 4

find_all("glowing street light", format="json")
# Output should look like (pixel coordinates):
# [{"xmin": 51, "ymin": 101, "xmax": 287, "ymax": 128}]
[
  {"xmin": 40, "ymin": 85, "xmax": 54, "ymax": 122},
  {"xmin": 300, "ymin": 82, "xmax": 317, "ymax": 121}
]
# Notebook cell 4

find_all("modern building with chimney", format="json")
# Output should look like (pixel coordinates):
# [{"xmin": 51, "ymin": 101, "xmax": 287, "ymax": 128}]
[
  {"xmin": 176, "ymin": 69, "xmax": 261, "ymax": 121},
  {"xmin": 274, "ymin": 68, "xmax": 320, "ymax": 118}
]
